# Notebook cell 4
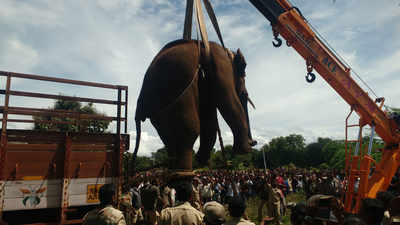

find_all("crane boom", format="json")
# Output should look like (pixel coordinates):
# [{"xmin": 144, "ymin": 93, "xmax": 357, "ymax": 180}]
[
  {"xmin": 250, "ymin": 0, "xmax": 399, "ymax": 145},
  {"xmin": 249, "ymin": 0, "xmax": 400, "ymax": 212}
]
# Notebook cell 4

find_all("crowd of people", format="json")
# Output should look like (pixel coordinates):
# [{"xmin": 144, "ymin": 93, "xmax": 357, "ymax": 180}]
[{"xmin": 82, "ymin": 167, "xmax": 400, "ymax": 225}]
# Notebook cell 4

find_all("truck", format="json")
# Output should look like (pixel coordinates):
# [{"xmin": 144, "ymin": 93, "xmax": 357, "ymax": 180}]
[
  {"xmin": 248, "ymin": 0, "xmax": 400, "ymax": 212},
  {"xmin": 0, "ymin": 71, "xmax": 129, "ymax": 224}
]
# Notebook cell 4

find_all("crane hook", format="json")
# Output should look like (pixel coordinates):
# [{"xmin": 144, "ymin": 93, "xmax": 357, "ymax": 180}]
[
  {"xmin": 305, "ymin": 72, "xmax": 316, "ymax": 83},
  {"xmin": 272, "ymin": 37, "xmax": 282, "ymax": 47}
]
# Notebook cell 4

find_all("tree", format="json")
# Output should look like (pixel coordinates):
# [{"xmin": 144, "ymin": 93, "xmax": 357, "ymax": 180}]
[
  {"xmin": 33, "ymin": 98, "xmax": 110, "ymax": 133},
  {"xmin": 151, "ymin": 147, "xmax": 169, "ymax": 168},
  {"xmin": 135, "ymin": 156, "xmax": 154, "ymax": 171},
  {"xmin": 251, "ymin": 148, "xmax": 267, "ymax": 169},
  {"xmin": 266, "ymin": 134, "xmax": 307, "ymax": 168},
  {"xmin": 304, "ymin": 138, "xmax": 333, "ymax": 167}
]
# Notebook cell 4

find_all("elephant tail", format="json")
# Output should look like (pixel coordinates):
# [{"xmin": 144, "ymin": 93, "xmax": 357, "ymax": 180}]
[{"xmin": 131, "ymin": 119, "xmax": 141, "ymax": 172}]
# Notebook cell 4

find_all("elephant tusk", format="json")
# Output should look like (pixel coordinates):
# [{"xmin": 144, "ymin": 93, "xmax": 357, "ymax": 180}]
[{"xmin": 247, "ymin": 95, "xmax": 256, "ymax": 110}]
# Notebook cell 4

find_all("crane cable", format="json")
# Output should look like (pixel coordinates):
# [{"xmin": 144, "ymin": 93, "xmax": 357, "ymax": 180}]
[{"xmin": 289, "ymin": 0, "xmax": 381, "ymax": 101}]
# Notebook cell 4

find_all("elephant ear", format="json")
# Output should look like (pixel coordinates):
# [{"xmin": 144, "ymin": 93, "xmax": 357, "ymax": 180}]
[{"xmin": 233, "ymin": 48, "xmax": 247, "ymax": 77}]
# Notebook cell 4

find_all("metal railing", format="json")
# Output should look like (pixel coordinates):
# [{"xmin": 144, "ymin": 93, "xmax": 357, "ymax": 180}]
[{"xmin": 0, "ymin": 71, "xmax": 128, "ymax": 135}]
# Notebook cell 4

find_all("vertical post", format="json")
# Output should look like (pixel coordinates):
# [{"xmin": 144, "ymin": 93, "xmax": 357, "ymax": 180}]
[
  {"xmin": 60, "ymin": 135, "xmax": 72, "ymax": 224},
  {"xmin": 1, "ymin": 75, "xmax": 11, "ymax": 141},
  {"xmin": 354, "ymin": 127, "xmax": 362, "ymax": 156},
  {"xmin": 0, "ymin": 75, "xmax": 11, "ymax": 222},
  {"xmin": 262, "ymin": 148, "xmax": 267, "ymax": 172},
  {"xmin": 124, "ymin": 88, "xmax": 128, "ymax": 134},
  {"xmin": 117, "ymin": 88, "xmax": 121, "ymax": 136},
  {"xmin": 115, "ymin": 135, "xmax": 124, "ymax": 209},
  {"xmin": 367, "ymin": 124, "xmax": 375, "ymax": 155}
]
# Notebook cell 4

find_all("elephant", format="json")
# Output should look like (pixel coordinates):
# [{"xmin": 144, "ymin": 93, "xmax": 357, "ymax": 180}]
[{"xmin": 133, "ymin": 39, "xmax": 256, "ymax": 172}]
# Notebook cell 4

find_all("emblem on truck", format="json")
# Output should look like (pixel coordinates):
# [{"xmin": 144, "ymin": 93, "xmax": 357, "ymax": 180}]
[{"xmin": 20, "ymin": 186, "xmax": 47, "ymax": 207}]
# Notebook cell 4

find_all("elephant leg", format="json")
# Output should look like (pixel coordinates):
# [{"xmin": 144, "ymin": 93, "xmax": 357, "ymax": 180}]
[
  {"xmin": 150, "ymin": 82, "xmax": 200, "ymax": 171},
  {"xmin": 196, "ymin": 76, "xmax": 218, "ymax": 166},
  {"xmin": 196, "ymin": 106, "xmax": 217, "ymax": 167},
  {"xmin": 151, "ymin": 116, "xmax": 199, "ymax": 171}
]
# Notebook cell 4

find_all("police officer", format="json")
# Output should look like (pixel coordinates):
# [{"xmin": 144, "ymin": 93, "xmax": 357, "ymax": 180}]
[
  {"xmin": 159, "ymin": 181, "xmax": 204, "ymax": 225},
  {"xmin": 203, "ymin": 201, "xmax": 226, "ymax": 225},
  {"xmin": 82, "ymin": 183, "xmax": 126, "ymax": 225}
]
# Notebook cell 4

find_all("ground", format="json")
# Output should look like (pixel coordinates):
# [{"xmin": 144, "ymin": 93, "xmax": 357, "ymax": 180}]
[{"xmin": 244, "ymin": 192, "xmax": 306, "ymax": 225}]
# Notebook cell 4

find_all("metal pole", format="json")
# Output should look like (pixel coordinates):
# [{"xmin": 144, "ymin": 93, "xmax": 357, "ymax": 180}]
[
  {"xmin": 367, "ymin": 124, "xmax": 375, "ymax": 155},
  {"xmin": 124, "ymin": 88, "xmax": 128, "ymax": 134},
  {"xmin": 354, "ymin": 127, "xmax": 362, "ymax": 156},
  {"xmin": 262, "ymin": 148, "xmax": 267, "ymax": 172},
  {"xmin": 117, "ymin": 88, "xmax": 121, "ymax": 135}
]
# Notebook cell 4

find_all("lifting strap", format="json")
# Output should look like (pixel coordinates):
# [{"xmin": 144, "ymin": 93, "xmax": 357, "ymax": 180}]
[
  {"xmin": 183, "ymin": 0, "xmax": 228, "ymax": 164},
  {"xmin": 183, "ymin": 0, "xmax": 194, "ymax": 40},
  {"xmin": 202, "ymin": 0, "xmax": 226, "ymax": 49},
  {"xmin": 183, "ymin": 0, "xmax": 227, "ymax": 57}
]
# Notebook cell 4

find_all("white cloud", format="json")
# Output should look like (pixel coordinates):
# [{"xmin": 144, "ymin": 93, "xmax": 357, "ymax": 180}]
[
  {"xmin": 129, "ymin": 130, "xmax": 163, "ymax": 157},
  {"xmin": 0, "ymin": 37, "xmax": 39, "ymax": 72},
  {"xmin": 1, "ymin": 0, "xmax": 399, "ymax": 156}
]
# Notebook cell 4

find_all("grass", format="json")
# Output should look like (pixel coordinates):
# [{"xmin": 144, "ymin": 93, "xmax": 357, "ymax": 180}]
[{"xmin": 245, "ymin": 192, "xmax": 306, "ymax": 225}]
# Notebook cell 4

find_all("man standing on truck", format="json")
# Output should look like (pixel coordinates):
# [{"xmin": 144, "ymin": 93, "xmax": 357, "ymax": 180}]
[{"xmin": 82, "ymin": 184, "xmax": 126, "ymax": 225}]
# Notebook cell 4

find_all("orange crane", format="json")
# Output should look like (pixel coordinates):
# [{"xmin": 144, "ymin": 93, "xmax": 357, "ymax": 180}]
[{"xmin": 249, "ymin": 0, "xmax": 400, "ymax": 213}]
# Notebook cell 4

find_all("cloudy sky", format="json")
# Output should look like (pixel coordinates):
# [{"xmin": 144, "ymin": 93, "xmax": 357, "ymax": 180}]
[{"xmin": 1, "ymin": 0, "xmax": 399, "ymax": 156}]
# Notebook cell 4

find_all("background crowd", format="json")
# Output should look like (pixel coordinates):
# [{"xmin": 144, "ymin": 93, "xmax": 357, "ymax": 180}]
[{"xmin": 83, "ymin": 167, "xmax": 400, "ymax": 225}]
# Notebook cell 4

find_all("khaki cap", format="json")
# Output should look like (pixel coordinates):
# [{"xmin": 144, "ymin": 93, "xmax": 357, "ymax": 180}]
[{"xmin": 204, "ymin": 201, "xmax": 226, "ymax": 225}]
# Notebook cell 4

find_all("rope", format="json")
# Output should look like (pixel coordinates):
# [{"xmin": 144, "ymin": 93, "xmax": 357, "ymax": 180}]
[
  {"xmin": 182, "ymin": 0, "xmax": 229, "ymax": 166},
  {"xmin": 202, "ymin": 0, "xmax": 226, "ymax": 49},
  {"xmin": 154, "ymin": 66, "xmax": 201, "ymax": 118},
  {"xmin": 216, "ymin": 116, "xmax": 227, "ymax": 165},
  {"xmin": 194, "ymin": 0, "xmax": 210, "ymax": 60}
]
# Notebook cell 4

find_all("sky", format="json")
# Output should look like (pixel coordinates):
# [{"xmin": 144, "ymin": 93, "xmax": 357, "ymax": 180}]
[{"xmin": 1, "ymin": 0, "xmax": 399, "ymax": 157}]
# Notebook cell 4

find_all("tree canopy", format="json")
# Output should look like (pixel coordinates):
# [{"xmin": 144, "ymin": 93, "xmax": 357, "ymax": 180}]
[
  {"xmin": 33, "ymin": 98, "xmax": 110, "ymax": 133},
  {"xmin": 131, "ymin": 132, "xmax": 385, "ymax": 171}
]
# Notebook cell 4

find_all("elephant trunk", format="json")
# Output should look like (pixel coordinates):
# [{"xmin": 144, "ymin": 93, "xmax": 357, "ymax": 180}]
[
  {"xmin": 239, "ymin": 93, "xmax": 257, "ymax": 146},
  {"xmin": 217, "ymin": 98, "xmax": 252, "ymax": 154}
]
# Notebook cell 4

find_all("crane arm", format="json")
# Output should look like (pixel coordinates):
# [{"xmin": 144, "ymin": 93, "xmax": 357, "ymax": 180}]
[
  {"xmin": 249, "ymin": 0, "xmax": 400, "ymax": 146},
  {"xmin": 249, "ymin": 0, "xmax": 400, "ymax": 213}
]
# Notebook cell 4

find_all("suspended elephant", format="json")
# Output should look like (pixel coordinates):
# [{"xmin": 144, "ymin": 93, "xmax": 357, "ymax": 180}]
[{"xmin": 133, "ymin": 39, "xmax": 256, "ymax": 171}]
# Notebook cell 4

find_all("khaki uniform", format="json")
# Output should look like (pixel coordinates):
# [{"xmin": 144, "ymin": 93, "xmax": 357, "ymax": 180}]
[
  {"xmin": 224, "ymin": 217, "xmax": 255, "ymax": 225},
  {"xmin": 120, "ymin": 193, "xmax": 133, "ymax": 225},
  {"xmin": 162, "ymin": 186, "xmax": 172, "ymax": 207},
  {"xmin": 82, "ymin": 205, "xmax": 126, "ymax": 225},
  {"xmin": 159, "ymin": 202, "xmax": 204, "ymax": 225},
  {"xmin": 192, "ymin": 185, "xmax": 202, "ymax": 210},
  {"xmin": 267, "ymin": 185, "xmax": 281, "ymax": 224},
  {"xmin": 119, "ymin": 192, "xmax": 143, "ymax": 225}
]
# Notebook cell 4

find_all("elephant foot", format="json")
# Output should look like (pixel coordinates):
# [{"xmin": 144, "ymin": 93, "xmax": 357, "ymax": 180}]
[{"xmin": 195, "ymin": 152, "xmax": 210, "ymax": 167}]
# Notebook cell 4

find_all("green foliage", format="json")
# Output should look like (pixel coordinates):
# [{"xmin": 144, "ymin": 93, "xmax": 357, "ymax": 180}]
[
  {"xmin": 33, "ymin": 99, "xmax": 110, "ymax": 133},
  {"xmin": 265, "ymin": 134, "xmax": 306, "ymax": 167},
  {"xmin": 327, "ymin": 141, "xmax": 347, "ymax": 169},
  {"xmin": 124, "ymin": 133, "xmax": 386, "ymax": 172},
  {"xmin": 151, "ymin": 147, "xmax": 169, "ymax": 168},
  {"xmin": 135, "ymin": 156, "xmax": 154, "ymax": 171},
  {"xmin": 305, "ymin": 138, "xmax": 332, "ymax": 167}
]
